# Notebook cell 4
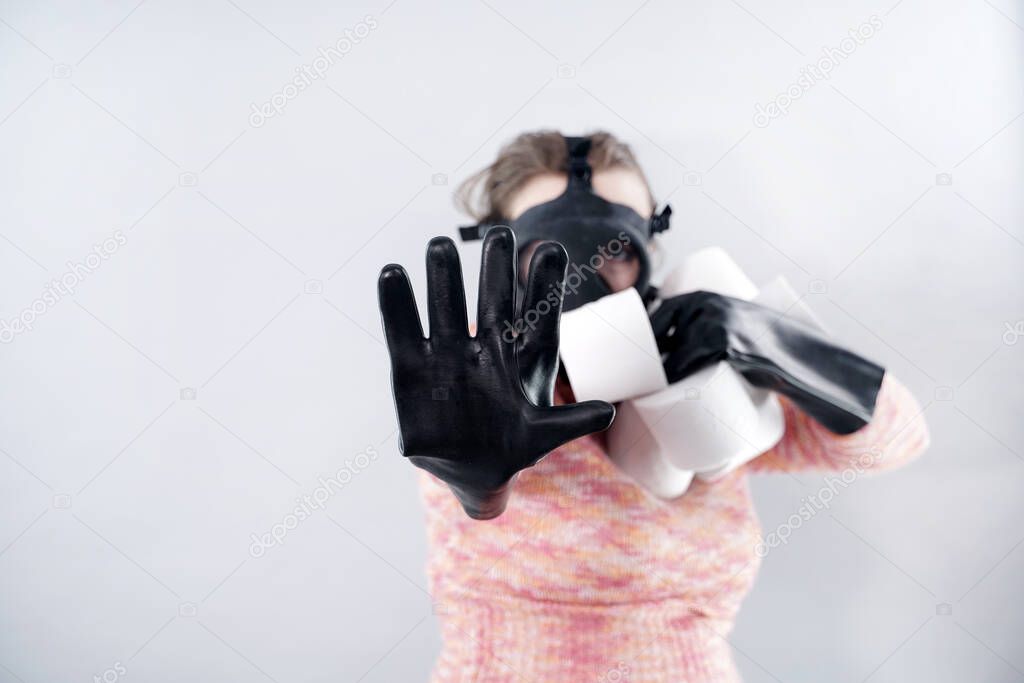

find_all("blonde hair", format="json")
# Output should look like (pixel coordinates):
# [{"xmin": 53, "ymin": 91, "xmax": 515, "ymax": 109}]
[{"xmin": 455, "ymin": 130, "xmax": 655, "ymax": 223}]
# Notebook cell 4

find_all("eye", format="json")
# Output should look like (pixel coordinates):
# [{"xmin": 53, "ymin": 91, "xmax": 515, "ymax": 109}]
[{"xmin": 606, "ymin": 244, "xmax": 637, "ymax": 263}]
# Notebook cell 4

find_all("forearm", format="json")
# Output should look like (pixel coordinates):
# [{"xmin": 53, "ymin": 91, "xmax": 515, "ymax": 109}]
[{"xmin": 750, "ymin": 373, "xmax": 930, "ymax": 473}]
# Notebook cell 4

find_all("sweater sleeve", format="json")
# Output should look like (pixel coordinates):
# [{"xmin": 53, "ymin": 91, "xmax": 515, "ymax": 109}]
[{"xmin": 747, "ymin": 372, "xmax": 930, "ymax": 474}]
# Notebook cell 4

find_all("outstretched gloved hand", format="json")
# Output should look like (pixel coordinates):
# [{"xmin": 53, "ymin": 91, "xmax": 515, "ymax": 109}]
[
  {"xmin": 378, "ymin": 227, "xmax": 615, "ymax": 519},
  {"xmin": 650, "ymin": 291, "xmax": 885, "ymax": 435}
]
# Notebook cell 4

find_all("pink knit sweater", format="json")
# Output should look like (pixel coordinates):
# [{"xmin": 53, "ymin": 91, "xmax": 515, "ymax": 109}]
[{"xmin": 420, "ymin": 373, "xmax": 930, "ymax": 682}]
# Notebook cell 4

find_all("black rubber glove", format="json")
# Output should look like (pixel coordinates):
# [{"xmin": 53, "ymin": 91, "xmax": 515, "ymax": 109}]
[
  {"xmin": 378, "ymin": 227, "xmax": 615, "ymax": 519},
  {"xmin": 650, "ymin": 291, "xmax": 885, "ymax": 435}
]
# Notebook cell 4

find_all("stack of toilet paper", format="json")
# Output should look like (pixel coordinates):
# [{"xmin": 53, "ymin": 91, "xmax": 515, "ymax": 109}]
[{"xmin": 558, "ymin": 247, "xmax": 826, "ymax": 498}]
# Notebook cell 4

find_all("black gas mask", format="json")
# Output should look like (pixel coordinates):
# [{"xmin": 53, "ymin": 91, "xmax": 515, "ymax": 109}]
[{"xmin": 458, "ymin": 136, "xmax": 672, "ymax": 311}]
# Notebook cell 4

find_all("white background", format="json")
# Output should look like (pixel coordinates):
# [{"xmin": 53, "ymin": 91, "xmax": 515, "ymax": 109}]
[{"xmin": 1, "ymin": 0, "xmax": 1022, "ymax": 681}]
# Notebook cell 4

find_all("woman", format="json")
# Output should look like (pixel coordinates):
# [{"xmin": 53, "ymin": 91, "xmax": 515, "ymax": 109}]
[{"xmin": 377, "ymin": 130, "xmax": 930, "ymax": 681}]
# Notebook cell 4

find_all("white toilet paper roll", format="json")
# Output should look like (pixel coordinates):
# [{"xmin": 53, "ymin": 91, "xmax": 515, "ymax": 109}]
[
  {"xmin": 660, "ymin": 247, "xmax": 759, "ymax": 300},
  {"xmin": 559, "ymin": 288, "xmax": 668, "ymax": 404},
  {"xmin": 606, "ymin": 399, "xmax": 695, "ymax": 498},
  {"xmin": 637, "ymin": 364, "xmax": 785, "ymax": 475}
]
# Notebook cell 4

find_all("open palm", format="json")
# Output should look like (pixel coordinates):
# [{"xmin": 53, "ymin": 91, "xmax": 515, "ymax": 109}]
[{"xmin": 378, "ymin": 227, "xmax": 614, "ymax": 519}]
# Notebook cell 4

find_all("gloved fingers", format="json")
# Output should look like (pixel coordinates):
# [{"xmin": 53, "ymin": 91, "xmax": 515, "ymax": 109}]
[
  {"xmin": 665, "ymin": 350, "xmax": 716, "ymax": 383},
  {"xmin": 649, "ymin": 298, "xmax": 676, "ymax": 336},
  {"xmin": 476, "ymin": 226, "xmax": 517, "ymax": 339},
  {"xmin": 664, "ymin": 324, "xmax": 725, "ymax": 382},
  {"xmin": 651, "ymin": 291, "xmax": 724, "ymax": 343},
  {"xmin": 425, "ymin": 236, "xmax": 469, "ymax": 339},
  {"xmin": 378, "ymin": 264, "xmax": 424, "ymax": 354},
  {"xmin": 650, "ymin": 299, "xmax": 696, "ymax": 346},
  {"xmin": 519, "ymin": 241, "xmax": 568, "ymax": 350},
  {"xmin": 528, "ymin": 400, "xmax": 615, "ymax": 456}
]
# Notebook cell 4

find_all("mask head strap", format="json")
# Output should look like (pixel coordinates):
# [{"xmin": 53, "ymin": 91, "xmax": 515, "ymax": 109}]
[
  {"xmin": 564, "ymin": 135, "xmax": 593, "ymax": 188},
  {"xmin": 650, "ymin": 205, "xmax": 672, "ymax": 236}
]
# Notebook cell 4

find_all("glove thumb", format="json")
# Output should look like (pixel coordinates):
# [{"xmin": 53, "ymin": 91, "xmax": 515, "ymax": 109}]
[{"xmin": 528, "ymin": 400, "xmax": 616, "ymax": 457}]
